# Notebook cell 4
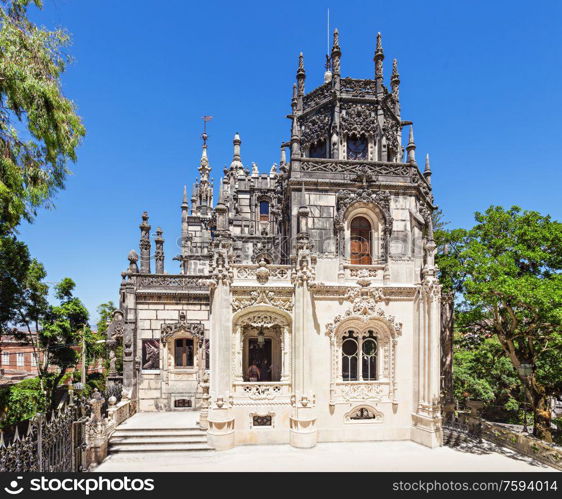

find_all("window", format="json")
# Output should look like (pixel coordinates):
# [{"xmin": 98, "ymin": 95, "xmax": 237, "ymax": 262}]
[
  {"xmin": 309, "ymin": 140, "xmax": 327, "ymax": 158},
  {"xmin": 350, "ymin": 216, "xmax": 372, "ymax": 265},
  {"xmin": 347, "ymin": 136, "xmax": 368, "ymax": 160},
  {"xmin": 246, "ymin": 338, "xmax": 275, "ymax": 382},
  {"xmin": 175, "ymin": 338, "xmax": 194, "ymax": 368},
  {"xmin": 16, "ymin": 352, "xmax": 24, "ymax": 367},
  {"xmin": 259, "ymin": 201, "xmax": 270, "ymax": 222},
  {"xmin": 2, "ymin": 352, "xmax": 9, "ymax": 366},
  {"xmin": 31, "ymin": 353, "xmax": 37, "ymax": 367},
  {"xmin": 362, "ymin": 332, "xmax": 378, "ymax": 380},
  {"xmin": 341, "ymin": 329, "xmax": 378, "ymax": 381},
  {"xmin": 204, "ymin": 338, "xmax": 210, "ymax": 370},
  {"xmin": 342, "ymin": 331, "xmax": 358, "ymax": 381}
]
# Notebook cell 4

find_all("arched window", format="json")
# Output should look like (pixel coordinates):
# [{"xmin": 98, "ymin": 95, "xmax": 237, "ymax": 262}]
[
  {"xmin": 350, "ymin": 216, "xmax": 372, "ymax": 265},
  {"xmin": 342, "ymin": 331, "xmax": 358, "ymax": 381},
  {"xmin": 347, "ymin": 135, "xmax": 368, "ymax": 160},
  {"xmin": 309, "ymin": 139, "xmax": 327, "ymax": 158},
  {"xmin": 175, "ymin": 338, "xmax": 194, "ymax": 368},
  {"xmin": 341, "ymin": 329, "xmax": 379, "ymax": 382},
  {"xmin": 362, "ymin": 331, "xmax": 378, "ymax": 380},
  {"xmin": 259, "ymin": 201, "xmax": 270, "ymax": 221}
]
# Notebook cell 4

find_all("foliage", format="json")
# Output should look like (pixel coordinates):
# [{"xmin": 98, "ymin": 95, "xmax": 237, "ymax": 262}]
[
  {"xmin": 455, "ymin": 206, "xmax": 562, "ymax": 441},
  {"xmin": 96, "ymin": 301, "xmax": 116, "ymax": 335},
  {"xmin": 0, "ymin": 0, "xmax": 85, "ymax": 235},
  {"xmin": 0, "ymin": 376, "xmax": 46, "ymax": 427},
  {"xmin": 38, "ymin": 278, "xmax": 89, "ymax": 407},
  {"xmin": 453, "ymin": 334, "xmax": 521, "ymax": 409}
]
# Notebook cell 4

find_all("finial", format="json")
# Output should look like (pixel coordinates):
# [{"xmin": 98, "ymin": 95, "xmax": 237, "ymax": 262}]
[
  {"xmin": 424, "ymin": 153, "xmax": 432, "ymax": 184},
  {"xmin": 230, "ymin": 132, "xmax": 244, "ymax": 173},
  {"xmin": 392, "ymin": 58, "xmax": 399, "ymax": 81},
  {"xmin": 182, "ymin": 185, "xmax": 187, "ymax": 204},
  {"xmin": 298, "ymin": 52, "xmax": 305, "ymax": 72},
  {"xmin": 280, "ymin": 147, "xmax": 286, "ymax": 165},
  {"xmin": 252, "ymin": 162, "xmax": 259, "ymax": 177},
  {"xmin": 406, "ymin": 125, "xmax": 417, "ymax": 165},
  {"xmin": 374, "ymin": 32, "xmax": 384, "ymax": 80},
  {"xmin": 270, "ymin": 162, "xmax": 277, "ymax": 177},
  {"xmin": 333, "ymin": 28, "xmax": 339, "ymax": 48}
]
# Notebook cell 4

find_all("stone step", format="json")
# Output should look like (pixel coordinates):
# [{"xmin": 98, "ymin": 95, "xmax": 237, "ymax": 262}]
[
  {"xmin": 109, "ymin": 442, "xmax": 213, "ymax": 453},
  {"xmin": 112, "ymin": 429, "xmax": 204, "ymax": 438},
  {"xmin": 110, "ymin": 435, "xmax": 207, "ymax": 445}
]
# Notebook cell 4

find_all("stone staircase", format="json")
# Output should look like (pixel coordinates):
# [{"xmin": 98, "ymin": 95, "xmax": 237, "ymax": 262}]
[{"xmin": 109, "ymin": 425, "xmax": 213, "ymax": 454}]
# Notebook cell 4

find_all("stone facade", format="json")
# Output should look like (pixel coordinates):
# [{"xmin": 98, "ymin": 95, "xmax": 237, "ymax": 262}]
[{"xmin": 108, "ymin": 30, "xmax": 442, "ymax": 449}]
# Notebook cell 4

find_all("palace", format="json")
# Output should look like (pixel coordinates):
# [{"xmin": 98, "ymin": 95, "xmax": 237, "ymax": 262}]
[{"xmin": 106, "ymin": 30, "xmax": 442, "ymax": 449}]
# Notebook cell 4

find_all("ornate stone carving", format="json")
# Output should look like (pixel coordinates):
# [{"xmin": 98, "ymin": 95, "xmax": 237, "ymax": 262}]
[
  {"xmin": 232, "ymin": 289, "xmax": 293, "ymax": 312},
  {"xmin": 344, "ymin": 405, "xmax": 383, "ymax": 423},
  {"xmin": 161, "ymin": 312, "xmax": 205, "ymax": 345},
  {"xmin": 340, "ymin": 78, "xmax": 377, "ymax": 97},
  {"xmin": 237, "ymin": 312, "xmax": 289, "ymax": 328},
  {"xmin": 341, "ymin": 102, "xmax": 379, "ymax": 137},
  {"xmin": 299, "ymin": 159, "xmax": 411, "ymax": 177},
  {"xmin": 299, "ymin": 105, "xmax": 331, "ymax": 146}
]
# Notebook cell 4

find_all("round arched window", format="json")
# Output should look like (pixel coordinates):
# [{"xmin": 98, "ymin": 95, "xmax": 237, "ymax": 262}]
[{"xmin": 350, "ymin": 216, "xmax": 372, "ymax": 265}]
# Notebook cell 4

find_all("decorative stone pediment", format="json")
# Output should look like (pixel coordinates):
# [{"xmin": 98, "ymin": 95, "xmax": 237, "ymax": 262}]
[
  {"xmin": 237, "ymin": 312, "xmax": 289, "ymax": 329},
  {"xmin": 232, "ymin": 289, "xmax": 293, "ymax": 312},
  {"xmin": 160, "ymin": 311, "xmax": 205, "ymax": 345},
  {"xmin": 335, "ymin": 188, "xmax": 392, "ymax": 231},
  {"xmin": 326, "ymin": 286, "xmax": 402, "ymax": 338}
]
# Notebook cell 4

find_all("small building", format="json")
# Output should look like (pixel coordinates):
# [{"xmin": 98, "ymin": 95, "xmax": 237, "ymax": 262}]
[{"xmin": 107, "ymin": 31, "xmax": 442, "ymax": 449}]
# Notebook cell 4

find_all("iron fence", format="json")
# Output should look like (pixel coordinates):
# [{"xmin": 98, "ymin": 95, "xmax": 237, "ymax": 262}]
[{"xmin": 0, "ymin": 398, "xmax": 90, "ymax": 472}]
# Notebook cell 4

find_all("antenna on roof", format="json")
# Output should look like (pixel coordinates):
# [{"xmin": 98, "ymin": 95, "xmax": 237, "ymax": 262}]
[{"xmin": 326, "ymin": 8, "xmax": 330, "ymax": 54}]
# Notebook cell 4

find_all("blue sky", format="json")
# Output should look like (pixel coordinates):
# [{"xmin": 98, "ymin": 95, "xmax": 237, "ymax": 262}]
[{"xmin": 18, "ymin": 0, "xmax": 562, "ymax": 323}]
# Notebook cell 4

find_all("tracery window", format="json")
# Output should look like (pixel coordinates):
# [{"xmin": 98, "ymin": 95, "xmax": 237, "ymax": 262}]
[
  {"xmin": 175, "ymin": 338, "xmax": 194, "ymax": 368},
  {"xmin": 341, "ymin": 329, "xmax": 378, "ymax": 381},
  {"xmin": 347, "ymin": 135, "xmax": 368, "ymax": 160}
]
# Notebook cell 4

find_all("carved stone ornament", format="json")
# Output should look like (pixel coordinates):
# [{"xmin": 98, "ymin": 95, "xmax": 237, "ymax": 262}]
[
  {"xmin": 106, "ymin": 310, "xmax": 125, "ymax": 340},
  {"xmin": 237, "ymin": 312, "xmax": 289, "ymax": 329},
  {"xmin": 340, "ymin": 102, "xmax": 379, "ymax": 137},
  {"xmin": 335, "ymin": 188, "xmax": 392, "ymax": 232},
  {"xmin": 161, "ymin": 312, "xmax": 205, "ymax": 345},
  {"xmin": 232, "ymin": 289, "xmax": 293, "ymax": 312},
  {"xmin": 344, "ymin": 405, "xmax": 383, "ymax": 423},
  {"xmin": 326, "ymin": 287, "xmax": 402, "ymax": 338},
  {"xmin": 299, "ymin": 105, "xmax": 331, "ymax": 146}
]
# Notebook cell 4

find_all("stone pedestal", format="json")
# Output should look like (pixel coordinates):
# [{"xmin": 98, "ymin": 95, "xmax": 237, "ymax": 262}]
[
  {"xmin": 289, "ymin": 408, "xmax": 317, "ymax": 449},
  {"xmin": 207, "ymin": 409, "xmax": 235, "ymax": 450}
]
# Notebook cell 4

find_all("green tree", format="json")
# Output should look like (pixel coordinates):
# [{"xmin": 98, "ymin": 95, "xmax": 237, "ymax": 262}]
[
  {"xmin": 0, "ymin": 0, "xmax": 85, "ymax": 235},
  {"xmin": 38, "ymin": 278, "xmax": 89, "ymax": 409},
  {"xmin": 458, "ymin": 206, "xmax": 562, "ymax": 441},
  {"xmin": 433, "ymin": 208, "xmax": 468, "ymax": 405}
]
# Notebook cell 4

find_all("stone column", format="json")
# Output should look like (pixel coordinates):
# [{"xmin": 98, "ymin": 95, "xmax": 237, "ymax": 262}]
[
  {"xmin": 411, "ymin": 270, "xmax": 442, "ymax": 448},
  {"xmin": 281, "ymin": 325, "xmax": 290, "ymax": 383},
  {"xmin": 206, "ymin": 239, "xmax": 235, "ymax": 450},
  {"xmin": 289, "ymin": 232, "xmax": 318, "ymax": 448}
]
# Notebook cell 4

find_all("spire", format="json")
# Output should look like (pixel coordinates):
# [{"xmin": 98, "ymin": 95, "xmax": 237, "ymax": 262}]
[
  {"xmin": 406, "ymin": 125, "xmax": 417, "ymax": 165},
  {"xmin": 391, "ymin": 58, "xmax": 400, "ymax": 91},
  {"xmin": 198, "ymin": 137, "xmax": 210, "ymax": 182},
  {"xmin": 154, "ymin": 227, "xmax": 165, "ymax": 274},
  {"xmin": 139, "ymin": 211, "xmax": 151, "ymax": 274},
  {"xmin": 291, "ymin": 115, "xmax": 301, "ymax": 157},
  {"xmin": 280, "ymin": 147, "xmax": 286, "ymax": 166},
  {"xmin": 182, "ymin": 184, "xmax": 188, "ymax": 205},
  {"xmin": 296, "ymin": 52, "xmax": 305, "ymax": 113},
  {"xmin": 230, "ymin": 132, "xmax": 244, "ymax": 174},
  {"xmin": 424, "ymin": 153, "xmax": 432, "ymax": 184},
  {"xmin": 331, "ymin": 28, "xmax": 341, "ymax": 79},
  {"xmin": 291, "ymin": 83, "xmax": 297, "ymax": 114},
  {"xmin": 374, "ymin": 32, "xmax": 384, "ymax": 84}
]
